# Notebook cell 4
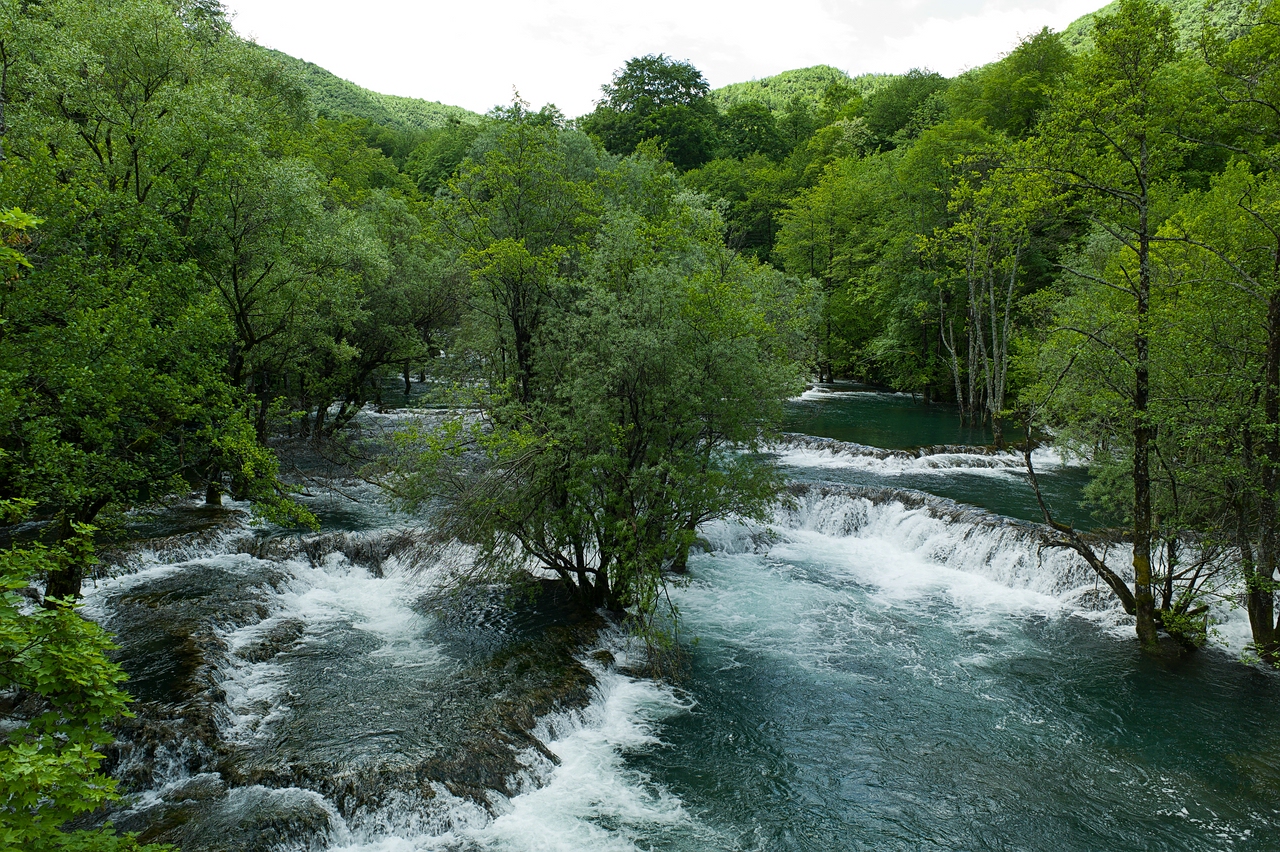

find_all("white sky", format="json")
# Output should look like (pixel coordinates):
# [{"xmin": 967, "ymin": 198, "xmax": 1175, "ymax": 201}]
[{"xmin": 221, "ymin": 0, "xmax": 1105, "ymax": 118}]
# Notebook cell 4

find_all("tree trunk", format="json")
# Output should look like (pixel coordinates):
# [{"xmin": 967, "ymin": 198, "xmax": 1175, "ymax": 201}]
[
  {"xmin": 1132, "ymin": 172, "xmax": 1160, "ymax": 653},
  {"xmin": 43, "ymin": 515, "xmax": 90, "ymax": 603},
  {"xmin": 1251, "ymin": 289, "xmax": 1280, "ymax": 657}
]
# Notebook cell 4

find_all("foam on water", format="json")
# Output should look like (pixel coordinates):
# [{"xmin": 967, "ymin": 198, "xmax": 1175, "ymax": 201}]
[
  {"xmin": 216, "ymin": 550, "xmax": 454, "ymax": 745},
  {"xmin": 318, "ymin": 634, "xmax": 706, "ymax": 852},
  {"xmin": 773, "ymin": 437, "xmax": 1073, "ymax": 479},
  {"xmin": 700, "ymin": 484, "xmax": 1254, "ymax": 654},
  {"xmin": 91, "ymin": 462, "xmax": 1268, "ymax": 851},
  {"xmin": 791, "ymin": 387, "xmax": 914, "ymax": 402}
]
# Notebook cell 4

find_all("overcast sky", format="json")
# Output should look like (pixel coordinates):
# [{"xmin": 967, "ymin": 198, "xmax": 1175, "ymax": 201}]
[{"xmin": 220, "ymin": 0, "xmax": 1105, "ymax": 118}]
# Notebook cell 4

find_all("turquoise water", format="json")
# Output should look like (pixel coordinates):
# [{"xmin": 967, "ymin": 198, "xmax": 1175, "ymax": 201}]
[
  {"xmin": 781, "ymin": 385, "xmax": 1095, "ymax": 528},
  {"xmin": 647, "ymin": 534, "xmax": 1278, "ymax": 851},
  {"xmin": 783, "ymin": 384, "xmax": 1012, "ymax": 449},
  {"xmin": 98, "ymin": 394, "xmax": 1277, "ymax": 852}
]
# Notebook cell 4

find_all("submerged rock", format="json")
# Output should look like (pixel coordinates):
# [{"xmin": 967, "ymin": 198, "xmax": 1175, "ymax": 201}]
[{"xmin": 95, "ymin": 527, "xmax": 606, "ymax": 851}]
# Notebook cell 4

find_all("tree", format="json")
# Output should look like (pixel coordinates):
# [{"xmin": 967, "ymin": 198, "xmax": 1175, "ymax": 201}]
[
  {"xmin": 1026, "ymin": 0, "xmax": 1196, "ymax": 652},
  {"xmin": 1191, "ymin": 0, "xmax": 1280, "ymax": 660},
  {"xmin": 432, "ymin": 102, "xmax": 603, "ymax": 404},
  {"xmin": 580, "ymin": 54, "xmax": 719, "ymax": 170},
  {"xmin": 405, "ymin": 121, "xmax": 482, "ymax": 196},
  {"xmin": 0, "ymin": 0, "xmax": 317, "ymax": 598},
  {"xmin": 389, "ymin": 132, "xmax": 807, "ymax": 635},
  {"xmin": 861, "ymin": 69, "xmax": 950, "ymax": 148},
  {"xmin": 1, "ymin": 509, "xmax": 168, "ymax": 851},
  {"xmin": 924, "ymin": 146, "xmax": 1059, "ymax": 444},
  {"xmin": 718, "ymin": 101, "xmax": 786, "ymax": 161},
  {"xmin": 683, "ymin": 154, "xmax": 797, "ymax": 261},
  {"xmin": 948, "ymin": 28, "xmax": 1074, "ymax": 139}
]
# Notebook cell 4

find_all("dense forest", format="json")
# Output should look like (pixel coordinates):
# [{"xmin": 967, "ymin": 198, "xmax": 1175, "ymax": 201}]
[{"xmin": 4, "ymin": 0, "xmax": 1280, "ymax": 847}]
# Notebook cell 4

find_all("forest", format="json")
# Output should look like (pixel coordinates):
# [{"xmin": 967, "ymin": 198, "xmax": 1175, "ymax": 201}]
[{"xmin": 3, "ymin": 0, "xmax": 1280, "ymax": 848}]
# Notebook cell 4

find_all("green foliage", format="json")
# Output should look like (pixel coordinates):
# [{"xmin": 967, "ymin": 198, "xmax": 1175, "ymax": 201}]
[
  {"xmin": 948, "ymin": 28, "xmax": 1074, "ymax": 138},
  {"xmin": 711, "ymin": 66, "xmax": 895, "ymax": 115},
  {"xmin": 1061, "ymin": 0, "xmax": 1254, "ymax": 53},
  {"xmin": 718, "ymin": 101, "xmax": 787, "ymax": 161},
  {"xmin": 684, "ymin": 155, "xmax": 797, "ymax": 261},
  {"xmin": 390, "ymin": 114, "xmax": 808, "ymax": 632},
  {"xmin": 0, "ymin": 0, "xmax": 463, "ymax": 589},
  {"xmin": 0, "ymin": 518, "xmax": 169, "ymax": 851},
  {"xmin": 860, "ymin": 69, "xmax": 951, "ymax": 148},
  {"xmin": 580, "ymin": 54, "xmax": 720, "ymax": 170},
  {"xmin": 406, "ymin": 122, "xmax": 484, "ymax": 195},
  {"xmin": 259, "ymin": 47, "xmax": 481, "ymax": 134}
]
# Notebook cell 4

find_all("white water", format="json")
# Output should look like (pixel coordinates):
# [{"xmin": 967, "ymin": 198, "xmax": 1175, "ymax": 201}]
[
  {"xmin": 773, "ymin": 438, "xmax": 1076, "ymax": 479},
  {"xmin": 320, "ymin": 634, "xmax": 705, "ymax": 852},
  {"xmin": 92, "ymin": 467, "xmax": 1267, "ymax": 851},
  {"xmin": 325, "ymin": 490, "xmax": 1252, "ymax": 849}
]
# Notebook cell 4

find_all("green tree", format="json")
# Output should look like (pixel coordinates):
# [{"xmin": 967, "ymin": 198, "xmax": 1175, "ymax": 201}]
[
  {"xmin": 580, "ymin": 54, "xmax": 719, "ymax": 170},
  {"xmin": 433, "ymin": 102, "xmax": 603, "ymax": 403},
  {"xmin": 924, "ymin": 146, "xmax": 1059, "ymax": 443},
  {"xmin": 861, "ymin": 69, "xmax": 950, "ymax": 148},
  {"xmin": 948, "ymin": 28, "xmax": 1074, "ymax": 139},
  {"xmin": 390, "ymin": 134, "xmax": 806, "ymax": 634},
  {"xmin": 718, "ymin": 100, "xmax": 786, "ymax": 161},
  {"xmin": 1184, "ymin": 0, "xmax": 1280, "ymax": 659},
  {"xmin": 0, "ymin": 0, "xmax": 317, "ymax": 597},
  {"xmin": 683, "ymin": 154, "xmax": 797, "ymax": 261},
  {"xmin": 1, "ymin": 513, "xmax": 168, "ymax": 851},
  {"xmin": 1027, "ymin": 0, "xmax": 1195, "ymax": 652}
]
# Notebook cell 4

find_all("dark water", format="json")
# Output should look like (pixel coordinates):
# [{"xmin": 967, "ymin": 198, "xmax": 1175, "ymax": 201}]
[
  {"xmin": 647, "ymin": 536, "xmax": 1277, "ymax": 851},
  {"xmin": 781, "ymin": 385, "xmax": 1095, "ymax": 528},
  {"xmin": 783, "ymin": 383, "xmax": 1022, "ymax": 450},
  {"xmin": 88, "ymin": 394, "xmax": 1278, "ymax": 852}
]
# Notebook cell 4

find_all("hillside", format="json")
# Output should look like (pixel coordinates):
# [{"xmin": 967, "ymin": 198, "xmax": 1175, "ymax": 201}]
[
  {"xmin": 261, "ymin": 47, "xmax": 482, "ymax": 133},
  {"xmin": 1061, "ymin": 0, "xmax": 1252, "ymax": 51},
  {"xmin": 260, "ymin": 0, "xmax": 1255, "ymax": 134},
  {"xmin": 712, "ymin": 66, "xmax": 897, "ymax": 114}
]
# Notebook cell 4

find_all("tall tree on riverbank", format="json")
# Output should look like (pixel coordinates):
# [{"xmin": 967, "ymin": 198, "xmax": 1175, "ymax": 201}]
[{"xmin": 1024, "ymin": 0, "xmax": 1194, "ymax": 652}]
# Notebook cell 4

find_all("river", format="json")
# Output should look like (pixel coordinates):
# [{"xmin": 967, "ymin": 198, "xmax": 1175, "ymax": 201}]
[{"xmin": 83, "ymin": 384, "xmax": 1280, "ymax": 851}]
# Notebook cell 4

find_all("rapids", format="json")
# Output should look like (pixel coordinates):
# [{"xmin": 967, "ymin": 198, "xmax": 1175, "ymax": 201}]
[{"xmin": 82, "ymin": 386, "xmax": 1279, "ymax": 851}]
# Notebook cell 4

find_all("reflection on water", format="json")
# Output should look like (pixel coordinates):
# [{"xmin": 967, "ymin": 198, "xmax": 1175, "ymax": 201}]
[
  {"xmin": 782, "ymin": 384, "xmax": 1096, "ymax": 528},
  {"xmin": 785, "ymin": 382, "xmax": 1025, "ymax": 450}
]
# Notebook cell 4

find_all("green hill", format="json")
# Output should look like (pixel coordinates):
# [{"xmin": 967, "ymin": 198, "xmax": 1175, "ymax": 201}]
[
  {"xmin": 1061, "ymin": 0, "xmax": 1252, "ymax": 52},
  {"xmin": 712, "ymin": 66, "xmax": 897, "ymax": 114},
  {"xmin": 260, "ymin": 47, "xmax": 482, "ymax": 133},
  {"xmin": 259, "ymin": 0, "xmax": 1256, "ymax": 136}
]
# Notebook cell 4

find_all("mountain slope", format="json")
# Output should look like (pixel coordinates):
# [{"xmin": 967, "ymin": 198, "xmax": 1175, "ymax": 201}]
[
  {"xmin": 261, "ymin": 47, "xmax": 482, "ymax": 133},
  {"xmin": 1061, "ymin": 0, "xmax": 1252, "ymax": 52},
  {"xmin": 712, "ymin": 66, "xmax": 897, "ymax": 114}
]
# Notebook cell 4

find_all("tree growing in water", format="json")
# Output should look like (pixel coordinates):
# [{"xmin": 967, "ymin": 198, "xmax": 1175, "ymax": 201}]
[
  {"xmin": 1023, "ymin": 0, "xmax": 1193, "ymax": 653},
  {"xmin": 388, "ymin": 112, "xmax": 808, "ymax": 636}
]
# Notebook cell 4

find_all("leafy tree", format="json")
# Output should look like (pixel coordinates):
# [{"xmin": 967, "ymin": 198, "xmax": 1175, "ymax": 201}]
[
  {"xmin": 390, "ymin": 127, "xmax": 807, "ymax": 634},
  {"xmin": 861, "ymin": 69, "xmax": 950, "ymax": 148},
  {"xmin": 1, "ymin": 510, "xmax": 168, "ymax": 851},
  {"xmin": 683, "ymin": 154, "xmax": 797, "ymax": 261},
  {"xmin": 923, "ymin": 144, "xmax": 1059, "ymax": 443},
  {"xmin": 405, "ymin": 121, "xmax": 483, "ymax": 196},
  {"xmin": 580, "ymin": 54, "xmax": 719, "ymax": 170},
  {"xmin": 432, "ymin": 102, "xmax": 603, "ymax": 403},
  {"xmin": 0, "ymin": 0, "xmax": 320, "ymax": 597},
  {"xmin": 948, "ymin": 28, "xmax": 1074, "ymax": 138},
  {"xmin": 1025, "ymin": 0, "xmax": 1197, "ymax": 652},
  {"xmin": 718, "ymin": 101, "xmax": 786, "ymax": 161}
]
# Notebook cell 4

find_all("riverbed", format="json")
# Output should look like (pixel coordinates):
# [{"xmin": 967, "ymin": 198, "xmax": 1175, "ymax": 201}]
[{"xmin": 85, "ymin": 385, "xmax": 1280, "ymax": 851}]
